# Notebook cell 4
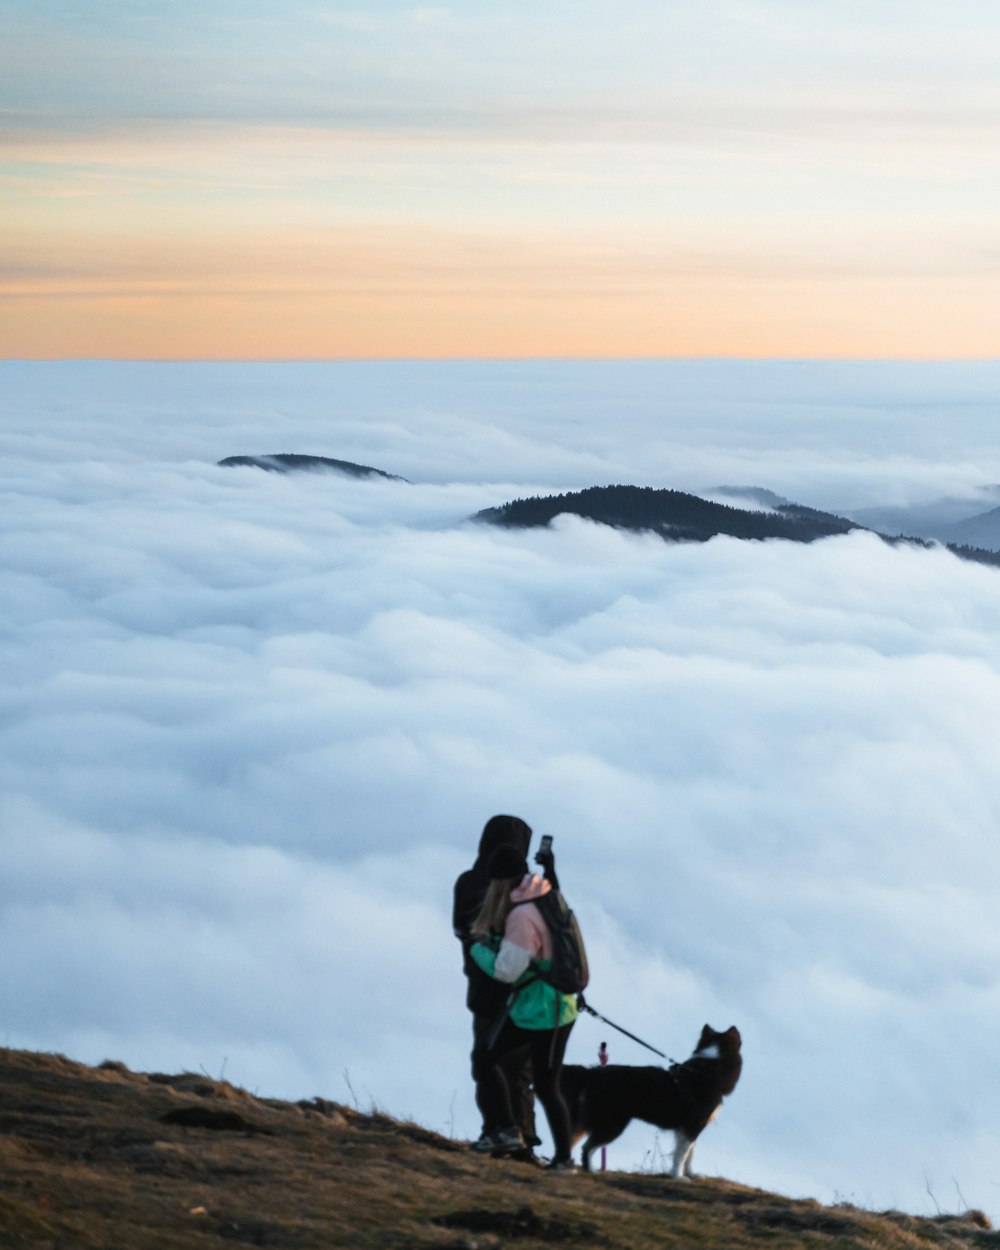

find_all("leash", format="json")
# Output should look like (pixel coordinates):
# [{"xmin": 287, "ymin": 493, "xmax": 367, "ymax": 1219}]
[{"xmin": 577, "ymin": 995, "xmax": 677, "ymax": 1063}]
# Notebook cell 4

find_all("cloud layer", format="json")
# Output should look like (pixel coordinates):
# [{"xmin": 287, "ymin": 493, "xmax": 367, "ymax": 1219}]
[{"xmin": 3, "ymin": 361, "xmax": 1000, "ymax": 1218}]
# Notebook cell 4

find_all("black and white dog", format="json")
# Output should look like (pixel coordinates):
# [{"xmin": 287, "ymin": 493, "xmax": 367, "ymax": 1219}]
[{"xmin": 560, "ymin": 1024, "xmax": 742, "ymax": 1176}]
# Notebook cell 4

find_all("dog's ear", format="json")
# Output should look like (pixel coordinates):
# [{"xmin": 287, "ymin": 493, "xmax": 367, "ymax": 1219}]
[{"xmin": 724, "ymin": 1026, "xmax": 741, "ymax": 1046}]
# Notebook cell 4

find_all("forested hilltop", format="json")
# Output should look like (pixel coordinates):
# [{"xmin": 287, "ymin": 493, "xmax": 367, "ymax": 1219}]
[
  {"xmin": 476, "ymin": 485, "xmax": 859, "ymax": 543},
  {"xmin": 218, "ymin": 453, "xmax": 408, "ymax": 481},
  {"xmin": 475, "ymin": 484, "xmax": 1000, "ymax": 567}
]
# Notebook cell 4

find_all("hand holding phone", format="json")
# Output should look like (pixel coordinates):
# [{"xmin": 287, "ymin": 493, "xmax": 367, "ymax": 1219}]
[{"xmin": 534, "ymin": 834, "xmax": 558, "ymax": 887}]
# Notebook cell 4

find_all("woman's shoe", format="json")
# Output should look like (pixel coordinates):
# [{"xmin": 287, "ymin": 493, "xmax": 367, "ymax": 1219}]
[{"xmin": 482, "ymin": 1130, "xmax": 522, "ymax": 1155}]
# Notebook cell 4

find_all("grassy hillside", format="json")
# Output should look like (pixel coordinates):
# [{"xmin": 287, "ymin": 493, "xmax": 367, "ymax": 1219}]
[{"xmin": 1, "ymin": 1047, "xmax": 996, "ymax": 1250}]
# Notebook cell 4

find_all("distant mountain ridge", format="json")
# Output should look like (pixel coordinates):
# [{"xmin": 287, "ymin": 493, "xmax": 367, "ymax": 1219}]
[
  {"xmin": 706, "ymin": 486, "xmax": 794, "ymax": 510},
  {"xmin": 937, "ymin": 505, "xmax": 1000, "ymax": 550},
  {"xmin": 844, "ymin": 486, "xmax": 1000, "ymax": 550},
  {"xmin": 218, "ymin": 453, "xmax": 408, "ymax": 481},
  {"xmin": 213, "ymin": 456, "xmax": 1000, "ymax": 569}
]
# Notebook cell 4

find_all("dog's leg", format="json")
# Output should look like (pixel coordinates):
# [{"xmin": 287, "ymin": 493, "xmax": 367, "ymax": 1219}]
[
  {"xmin": 682, "ymin": 1140, "xmax": 698, "ymax": 1179},
  {"xmin": 670, "ymin": 1132, "xmax": 694, "ymax": 1180},
  {"xmin": 581, "ymin": 1119, "xmax": 628, "ymax": 1172}
]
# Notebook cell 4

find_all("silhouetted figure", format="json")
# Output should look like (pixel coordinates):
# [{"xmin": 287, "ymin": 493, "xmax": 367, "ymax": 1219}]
[{"xmin": 453, "ymin": 815, "xmax": 538, "ymax": 1156}]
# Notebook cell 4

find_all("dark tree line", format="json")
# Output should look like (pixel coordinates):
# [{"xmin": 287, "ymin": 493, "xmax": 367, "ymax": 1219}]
[
  {"xmin": 476, "ymin": 485, "xmax": 859, "ymax": 544},
  {"xmin": 476, "ymin": 484, "xmax": 1000, "ymax": 569},
  {"xmin": 218, "ymin": 454, "xmax": 407, "ymax": 482}
]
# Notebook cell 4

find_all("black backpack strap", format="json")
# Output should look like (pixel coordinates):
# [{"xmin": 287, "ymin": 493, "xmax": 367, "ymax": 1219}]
[
  {"xmin": 484, "ymin": 995, "xmax": 513, "ymax": 1049},
  {"xmin": 484, "ymin": 971, "xmax": 541, "ymax": 1049}
]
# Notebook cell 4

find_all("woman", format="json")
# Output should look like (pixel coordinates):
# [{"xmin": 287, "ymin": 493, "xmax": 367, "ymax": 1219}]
[{"xmin": 470, "ymin": 843, "xmax": 578, "ymax": 1170}]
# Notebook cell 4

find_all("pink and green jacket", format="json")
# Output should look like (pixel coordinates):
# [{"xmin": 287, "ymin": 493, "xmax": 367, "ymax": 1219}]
[{"xmin": 470, "ymin": 873, "xmax": 579, "ymax": 1030}]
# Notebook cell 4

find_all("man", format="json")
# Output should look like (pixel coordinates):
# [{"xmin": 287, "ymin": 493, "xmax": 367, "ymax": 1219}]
[{"xmin": 453, "ymin": 814, "xmax": 543, "ymax": 1158}]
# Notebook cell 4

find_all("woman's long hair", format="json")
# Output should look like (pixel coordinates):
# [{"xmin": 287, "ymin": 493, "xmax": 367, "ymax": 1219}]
[{"xmin": 472, "ymin": 876, "xmax": 520, "ymax": 937}]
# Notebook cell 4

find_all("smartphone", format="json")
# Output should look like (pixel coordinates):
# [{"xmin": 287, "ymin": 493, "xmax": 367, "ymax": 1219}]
[{"xmin": 538, "ymin": 835, "xmax": 553, "ymax": 856}]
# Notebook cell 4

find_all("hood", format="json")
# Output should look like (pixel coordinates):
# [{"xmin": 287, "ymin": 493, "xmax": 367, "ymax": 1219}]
[{"xmin": 476, "ymin": 814, "xmax": 532, "ymax": 863}]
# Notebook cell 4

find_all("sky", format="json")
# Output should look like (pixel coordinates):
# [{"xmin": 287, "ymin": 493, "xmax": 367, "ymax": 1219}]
[
  {"xmin": 3, "ymin": 359, "xmax": 1000, "ymax": 1221},
  {"xmin": 3, "ymin": 1, "xmax": 999, "ymax": 358}
]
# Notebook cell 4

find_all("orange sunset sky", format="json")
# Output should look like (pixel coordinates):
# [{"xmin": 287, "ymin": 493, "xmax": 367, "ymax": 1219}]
[{"xmin": 3, "ymin": 2, "xmax": 998, "ymax": 360}]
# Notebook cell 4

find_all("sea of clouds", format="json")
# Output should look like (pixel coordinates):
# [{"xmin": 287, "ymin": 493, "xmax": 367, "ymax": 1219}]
[{"xmin": 3, "ymin": 360, "xmax": 1000, "ymax": 1218}]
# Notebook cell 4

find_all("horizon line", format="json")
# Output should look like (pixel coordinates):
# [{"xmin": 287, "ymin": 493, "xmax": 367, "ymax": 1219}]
[{"xmin": 4, "ymin": 354, "xmax": 999, "ymax": 366}]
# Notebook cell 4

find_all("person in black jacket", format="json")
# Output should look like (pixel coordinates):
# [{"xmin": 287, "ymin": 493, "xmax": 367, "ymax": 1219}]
[{"xmin": 453, "ymin": 814, "xmax": 544, "ymax": 1156}]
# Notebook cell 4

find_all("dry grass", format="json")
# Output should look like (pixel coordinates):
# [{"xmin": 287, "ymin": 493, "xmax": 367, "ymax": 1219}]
[{"xmin": 1, "ymin": 1047, "xmax": 996, "ymax": 1250}]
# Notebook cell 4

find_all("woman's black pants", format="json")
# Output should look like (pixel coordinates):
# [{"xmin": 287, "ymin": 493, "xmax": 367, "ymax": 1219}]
[{"xmin": 474, "ymin": 1019, "xmax": 575, "ymax": 1162}]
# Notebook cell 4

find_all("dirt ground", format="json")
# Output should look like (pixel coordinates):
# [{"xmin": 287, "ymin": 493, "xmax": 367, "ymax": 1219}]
[{"xmin": 1, "ymin": 1047, "xmax": 996, "ymax": 1250}]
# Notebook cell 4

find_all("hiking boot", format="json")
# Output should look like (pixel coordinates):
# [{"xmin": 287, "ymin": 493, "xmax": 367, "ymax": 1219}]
[
  {"xmin": 489, "ymin": 1126, "xmax": 525, "ymax": 1156},
  {"xmin": 472, "ymin": 1126, "xmax": 524, "ymax": 1155}
]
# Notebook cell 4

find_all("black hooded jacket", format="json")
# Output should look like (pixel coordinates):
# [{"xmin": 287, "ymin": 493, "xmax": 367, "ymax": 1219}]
[{"xmin": 453, "ymin": 815, "xmax": 532, "ymax": 1015}]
